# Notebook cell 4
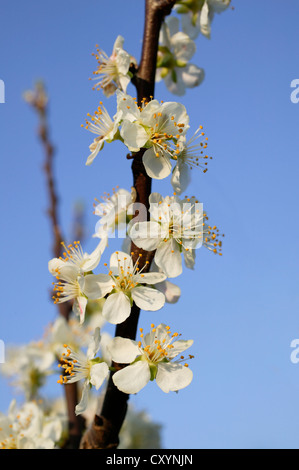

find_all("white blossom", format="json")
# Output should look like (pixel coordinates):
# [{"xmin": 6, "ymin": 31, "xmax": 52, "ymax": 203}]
[
  {"xmin": 129, "ymin": 193, "xmax": 204, "ymax": 278},
  {"xmin": 83, "ymin": 101, "xmax": 122, "ymax": 166},
  {"xmin": 81, "ymin": 251, "xmax": 166, "ymax": 324},
  {"xmin": 117, "ymin": 90, "xmax": 190, "ymax": 179},
  {"xmin": 156, "ymin": 16, "xmax": 204, "ymax": 96},
  {"xmin": 176, "ymin": 0, "xmax": 231, "ymax": 40},
  {"xmin": 90, "ymin": 35, "xmax": 132, "ymax": 97},
  {"xmin": 171, "ymin": 125, "xmax": 211, "ymax": 194},
  {"xmin": 108, "ymin": 323, "xmax": 194, "ymax": 394},
  {"xmin": 48, "ymin": 238, "xmax": 107, "ymax": 324},
  {"xmin": 57, "ymin": 328, "xmax": 109, "ymax": 416},
  {"xmin": 93, "ymin": 186, "xmax": 136, "ymax": 239}
]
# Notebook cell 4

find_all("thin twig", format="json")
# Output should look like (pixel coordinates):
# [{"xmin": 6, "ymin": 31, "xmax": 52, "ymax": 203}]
[{"xmin": 24, "ymin": 82, "xmax": 84, "ymax": 447}]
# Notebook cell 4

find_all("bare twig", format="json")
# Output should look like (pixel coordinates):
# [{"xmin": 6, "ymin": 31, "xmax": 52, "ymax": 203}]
[{"xmin": 24, "ymin": 82, "xmax": 84, "ymax": 447}]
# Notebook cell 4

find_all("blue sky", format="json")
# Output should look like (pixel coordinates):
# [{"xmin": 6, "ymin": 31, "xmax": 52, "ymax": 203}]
[{"xmin": 1, "ymin": 0, "xmax": 299, "ymax": 449}]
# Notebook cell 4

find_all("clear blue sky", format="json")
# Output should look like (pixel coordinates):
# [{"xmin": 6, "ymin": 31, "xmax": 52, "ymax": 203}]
[{"xmin": 1, "ymin": 0, "xmax": 299, "ymax": 449}]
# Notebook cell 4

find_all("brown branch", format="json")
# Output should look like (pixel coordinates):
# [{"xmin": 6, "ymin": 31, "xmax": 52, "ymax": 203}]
[
  {"xmin": 79, "ymin": 0, "xmax": 175, "ymax": 449},
  {"xmin": 24, "ymin": 82, "xmax": 84, "ymax": 447}
]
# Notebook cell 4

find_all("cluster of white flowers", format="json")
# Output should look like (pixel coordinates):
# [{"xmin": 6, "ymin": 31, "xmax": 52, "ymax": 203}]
[
  {"xmin": 44, "ymin": 12, "xmax": 229, "ymax": 415},
  {"xmin": 0, "ymin": 400, "xmax": 63, "ymax": 449},
  {"xmin": 1, "ymin": 5, "xmax": 230, "ymax": 448}
]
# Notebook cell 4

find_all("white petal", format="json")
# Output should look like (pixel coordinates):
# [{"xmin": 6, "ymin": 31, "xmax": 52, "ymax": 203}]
[
  {"xmin": 48, "ymin": 257, "xmax": 64, "ymax": 275},
  {"xmin": 143, "ymin": 148, "xmax": 172, "ymax": 179},
  {"xmin": 73, "ymin": 296, "xmax": 88, "ymax": 324},
  {"xmin": 115, "ymin": 49, "xmax": 130, "ymax": 76},
  {"xmin": 200, "ymin": 0, "xmax": 211, "ymax": 38},
  {"xmin": 102, "ymin": 292, "xmax": 131, "ymax": 324},
  {"xmin": 181, "ymin": 63, "xmax": 205, "ymax": 88},
  {"xmin": 87, "ymin": 327, "xmax": 101, "ymax": 358},
  {"xmin": 113, "ymin": 35, "xmax": 124, "ymax": 52},
  {"xmin": 156, "ymin": 362, "xmax": 193, "ymax": 393},
  {"xmin": 82, "ymin": 237, "xmax": 107, "ymax": 272},
  {"xmin": 165, "ymin": 16, "xmax": 180, "ymax": 37},
  {"xmin": 81, "ymin": 273, "xmax": 114, "ymax": 300},
  {"xmin": 160, "ymin": 101, "xmax": 189, "ymax": 134},
  {"xmin": 171, "ymin": 162, "xmax": 191, "ymax": 195},
  {"xmin": 116, "ymin": 90, "xmax": 139, "ymax": 122},
  {"xmin": 168, "ymin": 339, "xmax": 194, "ymax": 359},
  {"xmin": 156, "ymin": 280, "xmax": 181, "ymax": 304},
  {"xmin": 129, "ymin": 221, "xmax": 165, "ymax": 251},
  {"xmin": 171, "ymin": 31, "xmax": 196, "ymax": 63},
  {"xmin": 118, "ymin": 73, "xmax": 131, "ymax": 93},
  {"xmin": 120, "ymin": 121, "xmax": 148, "ymax": 152},
  {"xmin": 155, "ymin": 239, "xmax": 182, "ymax": 278},
  {"xmin": 183, "ymin": 248, "xmax": 196, "ymax": 270},
  {"xmin": 163, "ymin": 71, "xmax": 186, "ymax": 96},
  {"xmin": 131, "ymin": 285, "xmax": 165, "ymax": 311},
  {"xmin": 112, "ymin": 361, "xmax": 151, "ymax": 394},
  {"xmin": 90, "ymin": 362, "xmax": 109, "ymax": 390},
  {"xmin": 134, "ymin": 271, "xmax": 167, "ymax": 285},
  {"xmin": 75, "ymin": 381, "xmax": 90, "ymax": 415},
  {"xmin": 108, "ymin": 337, "xmax": 140, "ymax": 363},
  {"xmin": 181, "ymin": 13, "xmax": 200, "ymax": 40},
  {"xmin": 109, "ymin": 251, "xmax": 133, "ymax": 276},
  {"xmin": 86, "ymin": 139, "xmax": 104, "ymax": 166}
]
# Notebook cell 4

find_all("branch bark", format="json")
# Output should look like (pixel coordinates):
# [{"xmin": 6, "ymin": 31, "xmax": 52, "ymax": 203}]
[{"xmin": 80, "ymin": 0, "xmax": 176, "ymax": 450}]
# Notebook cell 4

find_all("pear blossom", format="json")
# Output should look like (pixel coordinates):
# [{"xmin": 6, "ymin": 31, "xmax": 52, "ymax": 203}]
[
  {"xmin": 171, "ymin": 125, "xmax": 211, "ymax": 194},
  {"xmin": 108, "ymin": 323, "xmax": 194, "ymax": 394},
  {"xmin": 175, "ymin": 0, "xmax": 231, "ymax": 40},
  {"xmin": 93, "ymin": 186, "xmax": 136, "ymax": 239},
  {"xmin": 48, "ymin": 238, "xmax": 107, "ymax": 323},
  {"xmin": 117, "ymin": 90, "xmax": 190, "ymax": 179},
  {"xmin": 0, "ymin": 400, "xmax": 62, "ymax": 449},
  {"xmin": 81, "ymin": 251, "xmax": 166, "ymax": 324},
  {"xmin": 83, "ymin": 101, "xmax": 121, "ymax": 166},
  {"xmin": 129, "ymin": 193, "xmax": 204, "ymax": 278},
  {"xmin": 90, "ymin": 35, "xmax": 132, "ymax": 97},
  {"xmin": 57, "ymin": 328, "xmax": 109, "ymax": 416},
  {"xmin": 156, "ymin": 16, "xmax": 204, "ymax": 96}
]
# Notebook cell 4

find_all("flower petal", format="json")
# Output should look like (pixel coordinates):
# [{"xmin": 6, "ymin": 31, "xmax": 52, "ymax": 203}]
[
  {"xmin": 131, "ymin": 285, "xmax": 165, "ymax": 311},
  {"xmin": 75, "ymin": 381, "xmax": 90, "ymax": 415},
  {"xmin": 86, "ymin": 139, "xmax": 104, "ymax": 166},
  {"xmin": 82, "ymin": 237, "xmax": 107, "ymax": 272},
  {"xmin": 112, "ymin": 361, "xmax": 151, "ymax": 394},
  {"xmin": 143, "ymin": 148, "xmax": 172, "ymax": 180},
  {"xmin": 134, "ymin": 271, "xmax": 167, "ymax": 285},
  {"xmin": 81, "ymin": 273, "xmax": 114, "ymax": 300},
  {"xmin": 168, "ymin": 339, "xmax": 194, "ymax": 359},
  {"xmin": 156, "ymin": 362, "xmax": 193, "ymax": 393},
  {"xmin": 120, "ymin": 120, "xmax": 148, "ymax": 152},
  {"xmin": 90, "ymin": 362, "xmax": 109, "ymax": 390},
  {"xmin": 155, "ymin": 239, "xmax": 182, "ymax": 278},
  {"xmin": 171, "ymin": 161, "xmax": 191, "ymax": 195},
  {"xmin": 73, "ymin": 296, "xmax": 88, "ymax": 324},
  {"xmin": 109, "ymin": 251, "xmax": 133, "ymax": 276},
  {"xmin": 129, "ymin": 221, "xmax": 165, "ymax": 251},
  {"xmin": 108, "ymin": 337, "xmax": 140, "ymax": 363},
  {"xmin": 102, "ymin": 292, "xmax": 131, "ymax": 324},
  {"xmin": 156, "ymin": 279, "xmax": 181, "ymax": 304}
]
